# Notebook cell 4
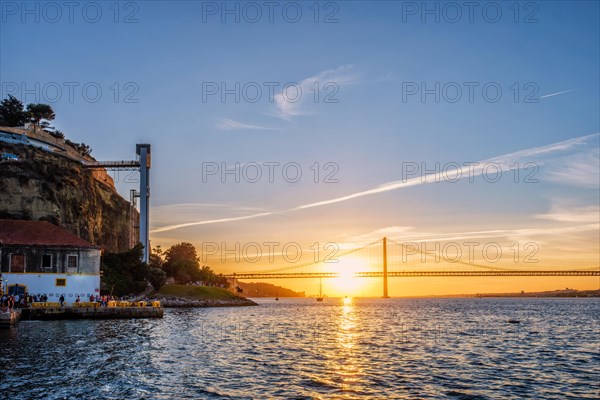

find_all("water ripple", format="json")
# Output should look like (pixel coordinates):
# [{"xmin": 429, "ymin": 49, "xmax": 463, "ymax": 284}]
[{"xmin": 1, "ymin": 298, "xmax": 599, "ymax": 399}]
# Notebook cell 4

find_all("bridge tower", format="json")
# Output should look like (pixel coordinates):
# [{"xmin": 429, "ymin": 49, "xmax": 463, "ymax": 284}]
[
  {"xmin": 136, "ymin": 144, "xmax": 151, "ymax": 263},
  {"xmin": 382, "ymin": 237, "xmax": 390, "ymax": 298}
]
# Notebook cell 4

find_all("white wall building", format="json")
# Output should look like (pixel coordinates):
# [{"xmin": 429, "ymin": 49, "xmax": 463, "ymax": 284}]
[{"xmin": 0, "ymin": 220, "xmax": 100, "ymax": 303}]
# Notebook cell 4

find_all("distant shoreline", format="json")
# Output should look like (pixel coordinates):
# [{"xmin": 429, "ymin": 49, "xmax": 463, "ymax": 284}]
[
  {"xmin": 425, "ymin": 288, "xmax": 600, "ymax": 298},
  {"xmin": 256, "ymin": 288, "xmax": 600, "ymax": 300}
]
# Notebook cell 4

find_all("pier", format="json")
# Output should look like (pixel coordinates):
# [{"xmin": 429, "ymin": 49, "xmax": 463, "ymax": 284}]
[{"xmin": 14, "ymin": 302, "xmax": 164, "ymax": 322}]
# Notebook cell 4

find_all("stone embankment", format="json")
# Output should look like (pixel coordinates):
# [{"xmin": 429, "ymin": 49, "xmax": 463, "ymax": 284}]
[{"xmin": 143, "ymin": 295, "xmax": 257, "ymax": 308}]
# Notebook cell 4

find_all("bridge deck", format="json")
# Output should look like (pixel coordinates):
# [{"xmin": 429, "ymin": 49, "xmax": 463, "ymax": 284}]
[{"xmin": 226, "ymin": 271, "xmax": 600, "ymax": 279}]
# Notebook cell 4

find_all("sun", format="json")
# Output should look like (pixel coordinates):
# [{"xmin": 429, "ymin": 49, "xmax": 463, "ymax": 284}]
[{"xmin": 328, "ymin": 256, "xmax": 367, "ymax": 296}]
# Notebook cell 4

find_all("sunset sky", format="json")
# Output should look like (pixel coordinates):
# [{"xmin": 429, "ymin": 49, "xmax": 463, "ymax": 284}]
[{"xmin": 2, "ymin": 1, "xmax": 598, "ymax": 296}]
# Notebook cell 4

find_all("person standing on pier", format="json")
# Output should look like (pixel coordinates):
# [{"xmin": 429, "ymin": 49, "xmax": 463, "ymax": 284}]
[{"xmin": 59, "ymin": 295, "xmax": 65, "ymax": 307}]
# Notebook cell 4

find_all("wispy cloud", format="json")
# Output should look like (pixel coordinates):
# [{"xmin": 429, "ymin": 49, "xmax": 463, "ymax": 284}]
[
  {"xmin": 151, "ymin": 133, "xmax": 599, "ymax": 233},
  {"xmin": 544, "ymin": 148, "xmax": 600, "ymax": 187},
  {"xmin": 536, "ymin": 204, "xmax": 600, "ymax": 223},
  {"xmin": 215, "ymin": 118, "xmax": 278, "ymax": 131},
  {"xmin": 274, "ymin": 65, "xmax": 358, "ymax": 119},
  {"xmin": 540, "ymin": 89, "xmax": 575, "ymax": 99},
  {"xmin": 348, "ymin": 223, "xmax": 599, "ymax": 247}
]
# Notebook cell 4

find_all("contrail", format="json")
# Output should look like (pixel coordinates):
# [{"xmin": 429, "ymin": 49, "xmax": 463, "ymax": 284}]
[
  {"xmin": 151, "ymin": 212, "xmax": 274, "ymax": 233},
  {"xmin": 292, "ymin": 132, "xmax": 598, "ymax": 211},
  {"xmin": 151, "ymin": 133, "xmax": 598, "ymax": 233},
  {"xmin": 540, "ymin": 89, "xmax": 575, "ymax": 99}
]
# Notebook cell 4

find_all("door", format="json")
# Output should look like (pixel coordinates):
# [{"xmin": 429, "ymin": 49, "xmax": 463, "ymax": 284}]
[
  {"xmin": 10, "ymin": 254, "xmax": 25, "ymax": 272},
  {"xmin": 67, "ymin": 255, "xmax": 78, "ymax": 273}
]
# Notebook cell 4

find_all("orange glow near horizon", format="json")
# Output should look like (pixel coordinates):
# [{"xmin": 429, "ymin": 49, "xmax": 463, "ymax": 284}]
[{"xmin": 153, "ymin": 232, "xmax": 599, "ymax": 298}]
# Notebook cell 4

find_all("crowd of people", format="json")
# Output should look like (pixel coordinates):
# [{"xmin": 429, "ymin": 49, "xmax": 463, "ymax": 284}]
[{"xmin": 1, "ymin": 293, "xmax": 135, "ymax": 312}]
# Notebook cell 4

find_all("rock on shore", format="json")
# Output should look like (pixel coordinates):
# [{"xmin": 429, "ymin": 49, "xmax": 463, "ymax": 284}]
[{"xmin": 143, "ymin": 294, "xmax": 258, "ymax": 308}]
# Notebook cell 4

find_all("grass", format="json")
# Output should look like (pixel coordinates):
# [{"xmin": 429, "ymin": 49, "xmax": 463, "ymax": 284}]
[{"xmin": 155, "ymin": 284, "xmax": 236, "ymax": 300}]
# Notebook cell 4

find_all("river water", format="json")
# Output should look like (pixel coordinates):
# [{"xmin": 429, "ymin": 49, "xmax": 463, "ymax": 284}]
[{"xmin": 1, "ymin": 298, "xmax": 599, "ymax": 399}]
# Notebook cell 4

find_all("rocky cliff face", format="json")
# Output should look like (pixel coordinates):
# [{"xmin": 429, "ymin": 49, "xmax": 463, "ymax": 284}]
[{"xmin": 0, "ymin": 142, "xmax": 137, "ymax": 253}]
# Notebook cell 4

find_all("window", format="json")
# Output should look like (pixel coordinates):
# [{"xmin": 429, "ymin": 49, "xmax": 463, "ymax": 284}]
[
  {"xmin": 55, "ymin": 278, "xmax": 66, "ymax": 287},
  {"xmin": 67, "ymin": 255, "xmax": 78, "ymax": 272},
  {"xmin": 10, "ymin": 254, "xmax": 25, "ymax": 272},
  {"xmin": 42, "ymin": 254, "xmax": 52, "ymax": 272}
]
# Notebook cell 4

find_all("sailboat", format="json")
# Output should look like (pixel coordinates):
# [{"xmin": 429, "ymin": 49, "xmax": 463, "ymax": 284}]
[
  {"xmin": 275, "ymin": 287, "xmax": 279, "ymax": 301},
  {"xmin": 316, "ymin": 278, "xmax": 324, "ymax": 302}
]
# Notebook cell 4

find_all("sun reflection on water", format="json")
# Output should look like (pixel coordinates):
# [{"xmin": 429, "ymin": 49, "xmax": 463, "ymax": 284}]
[{"xmin": 329, "ymin": 297, "xmax": 363, "ymax": 390}]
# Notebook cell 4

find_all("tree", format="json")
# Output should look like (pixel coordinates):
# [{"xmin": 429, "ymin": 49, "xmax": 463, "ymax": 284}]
[
  {"xmin": 152, "ymin": 245, "xmax": 164, "ymax": 258},
  {"xmin": 159, "ymin": 242, "xmax": 229, "ymax": 286},
  {"xmin": 163, "ymin": 242, "xmax": 199, "ymax": 278},
  {"xmin": 100, "ymin": 243, "xmax": 148, "ymax": 296},
  {"xmin": 146, "ymin": 267, "xmax": 167, "ymax": 291},
  {"xmin": 50, "ymin": 130, "xmax": 65, "ymax": 139},
  {"xmin": 26, "ymin": 103, "xmax": 55, "ymax": 130},
  {"xmin": 149, "ymin": 246, "xmax": 164, "ymax": 270},
  {"xmin": 0, "ymin": 95, "xmax": 29, "ymax": 127},
  {"xmin": 77, "ymin": 143, "xmax": 92, "ymax": 156}
]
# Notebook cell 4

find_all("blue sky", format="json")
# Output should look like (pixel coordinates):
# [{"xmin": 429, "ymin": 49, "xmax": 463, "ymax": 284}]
[{"xmin": 1, "ymin": 1, "xmax": 598, "ymax": 295}]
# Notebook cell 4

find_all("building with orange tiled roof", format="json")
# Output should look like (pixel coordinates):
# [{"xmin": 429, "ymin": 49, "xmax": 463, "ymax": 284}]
[{"xmin": 0, "ymin": 220, "xmax": 101, "ymax": 303}]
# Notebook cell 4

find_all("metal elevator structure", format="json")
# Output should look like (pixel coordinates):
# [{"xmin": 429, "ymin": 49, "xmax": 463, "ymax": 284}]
[{"xmin": 83, "ymin": 144, "xmax": 151, "ymax": 263}]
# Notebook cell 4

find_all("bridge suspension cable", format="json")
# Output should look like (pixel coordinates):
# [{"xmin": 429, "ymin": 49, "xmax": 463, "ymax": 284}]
[
  {"xmin": 225, "ymin": 237, "xmax": 600, "ymax": 296},
  {"xmin": 239, "ymin": 239, "xmax": 380, "ymax": 275}
]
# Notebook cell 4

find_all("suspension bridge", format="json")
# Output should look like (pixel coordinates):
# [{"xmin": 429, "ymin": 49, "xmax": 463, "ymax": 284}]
[{"xmin": 224, "ymin": 238, "xmax": 600, "ymax": 297}]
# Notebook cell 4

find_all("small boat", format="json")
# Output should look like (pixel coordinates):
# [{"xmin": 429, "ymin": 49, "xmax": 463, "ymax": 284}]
[
  {"xmin": 316, "ymin": 279, "xmax": 324, "ymax": 302},
  {"xmin": 275, "ymin": 288, "xmax": 279, "ymax": 301},
  {"xmin": 507, "ymin": 319, "xmax": 520, "ymax": 324}
]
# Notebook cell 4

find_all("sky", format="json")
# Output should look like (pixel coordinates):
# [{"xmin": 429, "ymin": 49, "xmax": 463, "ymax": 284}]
[{"xmin": 1, "ymin": 1, "xmax": 599, "ymax": 296}]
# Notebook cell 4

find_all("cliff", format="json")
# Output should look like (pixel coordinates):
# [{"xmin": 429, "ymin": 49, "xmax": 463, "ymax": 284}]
[{"xmin": 0, "ymin": 141, "xmax": 137, "ymax": 253}]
